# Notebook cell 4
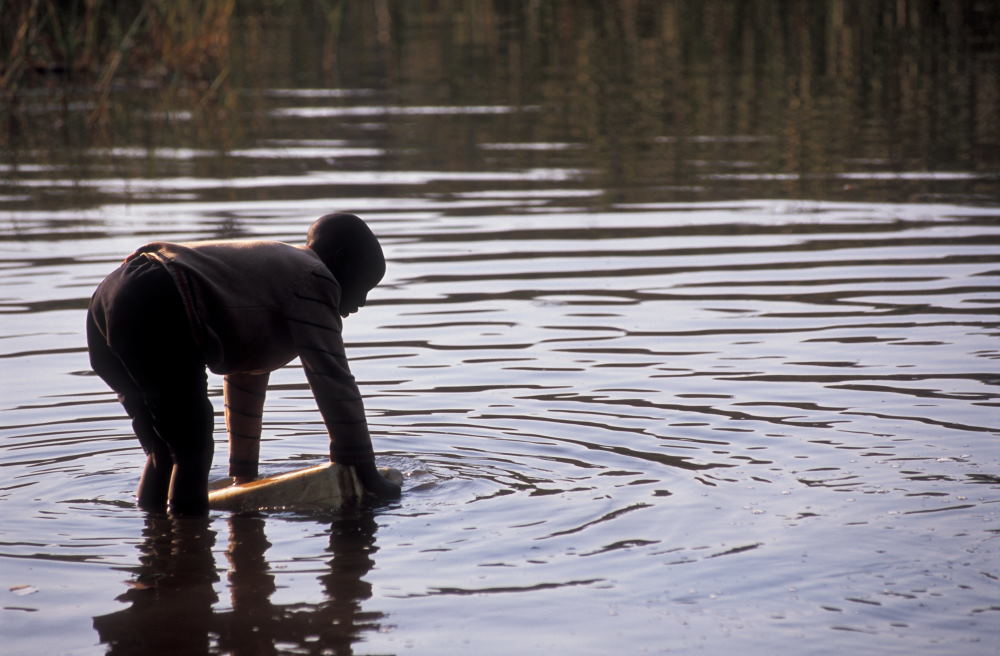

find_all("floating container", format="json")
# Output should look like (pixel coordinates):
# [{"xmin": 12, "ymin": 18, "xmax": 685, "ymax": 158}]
[{"xmin": 208, "ymin": 463, "xmax": 402, "ymax": 511}]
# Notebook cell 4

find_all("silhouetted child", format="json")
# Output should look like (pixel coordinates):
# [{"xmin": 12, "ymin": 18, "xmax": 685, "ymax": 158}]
[{"xmin": 86, "ymin": 213, "xmax": 400, "ymax": 515}]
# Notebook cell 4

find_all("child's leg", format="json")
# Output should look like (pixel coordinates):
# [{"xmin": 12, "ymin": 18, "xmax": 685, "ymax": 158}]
[
  {"xmin": 87, "ymin": 310, "xmax": 174, "ymax": 511},
  {"xmin": 148, "ymin": 390, "xmax": 214, "ymax": 515},
  {"xmin": 128, "ymin": 397, "xmax": 175, "ymax": 511},
  {"xmin": 166, "ymin": 403, "xmax": 215, "ymax": 516},
  {"xmin": 88, "ymin": 256, "xmax": 215, "ymax": 515}
]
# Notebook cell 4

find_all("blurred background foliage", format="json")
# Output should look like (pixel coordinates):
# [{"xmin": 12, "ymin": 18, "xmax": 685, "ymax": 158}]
[
  {"xmin": 2, "ymin": 0, "xmax": 998, "ymax": 199},
  {"xmin": 2, "ymin": 0, "xmax": 234, "ymax": 99}
]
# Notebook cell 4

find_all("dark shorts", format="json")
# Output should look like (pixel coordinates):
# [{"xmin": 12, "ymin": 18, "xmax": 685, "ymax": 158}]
[{"xmin": 86, "ymin": 255, "xmax": 213, "ymax": 460}]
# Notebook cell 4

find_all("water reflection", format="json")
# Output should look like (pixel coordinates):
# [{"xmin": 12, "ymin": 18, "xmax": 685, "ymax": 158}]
[
  {"xmin": 93, "ymin": 516, "xmax": 220, "ymax": 654},
  {"xmin": 93, "ymin": 512, "xmax": 383, "ymax": 655},
  {"xmin": 94, "ymin": 510, "xmax": 382, "ymax": 654},
  {"xmin": 5, "ymin": 1, "xmax": 999, "ymax": 206},
  {"xmin": 220, "ymin": 512, "xmax": 384, "ymax": 654}
]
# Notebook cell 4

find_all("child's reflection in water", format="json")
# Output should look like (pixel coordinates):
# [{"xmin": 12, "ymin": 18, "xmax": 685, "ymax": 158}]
[{"xmin": 93, "ymin": 511, "xmax": 383, "ymax": 654}]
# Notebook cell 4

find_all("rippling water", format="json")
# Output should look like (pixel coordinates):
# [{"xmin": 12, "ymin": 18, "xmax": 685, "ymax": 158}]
[{"xmin": 3, "ymin": 4, "xmax": 1000, "ymax": 654}]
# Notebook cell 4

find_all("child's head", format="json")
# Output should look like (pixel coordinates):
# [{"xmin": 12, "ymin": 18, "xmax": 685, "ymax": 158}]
[{"xmin": 307, "ymin": 213, "xmax": 385, "ymax": 317}]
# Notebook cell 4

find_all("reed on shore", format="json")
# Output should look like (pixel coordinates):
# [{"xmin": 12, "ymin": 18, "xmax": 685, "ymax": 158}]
[{"xmin": 1, "ymin": 0, "xmax": 235, "ymax": 114}]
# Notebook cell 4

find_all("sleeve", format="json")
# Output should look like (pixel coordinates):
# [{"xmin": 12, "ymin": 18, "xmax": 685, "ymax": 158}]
[
  {"xmin": 225, "ymin": 372, "xmax": 270, "ymax": 479},
  {"xmin": 287, "ymin": 271, "xmax": 375, "ymax": 466}
]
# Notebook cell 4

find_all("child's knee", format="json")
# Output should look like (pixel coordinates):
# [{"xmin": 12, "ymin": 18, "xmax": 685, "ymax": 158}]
[{"xmin": 145, "ymin": 392, "xmax": 214, "ymax": 436}]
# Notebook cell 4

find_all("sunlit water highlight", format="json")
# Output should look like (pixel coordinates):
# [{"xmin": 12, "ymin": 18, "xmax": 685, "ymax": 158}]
[{"xmin": 2, "ymin": 86, "xmax": 999, "ymax": 655}]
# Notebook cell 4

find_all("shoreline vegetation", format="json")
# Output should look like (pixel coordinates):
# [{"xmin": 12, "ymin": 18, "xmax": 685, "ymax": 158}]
[
  {"xmin": 1, "ymin": 1, "xmax": 235, "ymax": 105},
  {"xmin": 1, "ymin": 0, "xmax": 997, "ymax": 199},
  {"xmin": 1, "ymin": 0, "xmax": 244, "ymax": 152}
]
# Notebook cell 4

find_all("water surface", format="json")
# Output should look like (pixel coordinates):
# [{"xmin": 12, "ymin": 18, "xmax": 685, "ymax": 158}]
[{"xmin": 2, "ymin": 3, "xmax": 999, "ymax": 654}]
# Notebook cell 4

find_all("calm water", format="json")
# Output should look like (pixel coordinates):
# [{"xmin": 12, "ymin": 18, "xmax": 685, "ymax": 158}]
[{"xmin": 2, "ymin": 3, "xmax": 1000, "ymax": 654}]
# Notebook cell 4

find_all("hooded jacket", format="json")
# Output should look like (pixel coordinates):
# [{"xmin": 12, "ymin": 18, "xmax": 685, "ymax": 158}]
[{"xmin": 130, "ymin": 239, "xmax": 374, "ymax": 473}]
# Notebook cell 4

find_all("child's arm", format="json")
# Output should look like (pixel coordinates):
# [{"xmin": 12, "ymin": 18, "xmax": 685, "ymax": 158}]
[
  {"xmin": 225, "ymin": 372, "xmax": 269, "ymax": 482},
  {"xmin": 290, "ymin": 314, "xmax": 400, "ymax": 497}
]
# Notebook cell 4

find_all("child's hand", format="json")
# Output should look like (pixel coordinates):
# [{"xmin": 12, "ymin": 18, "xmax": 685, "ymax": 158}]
[{"xmin": 353, "ymin": 461, "xmax": 402, "ymax": 499}]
